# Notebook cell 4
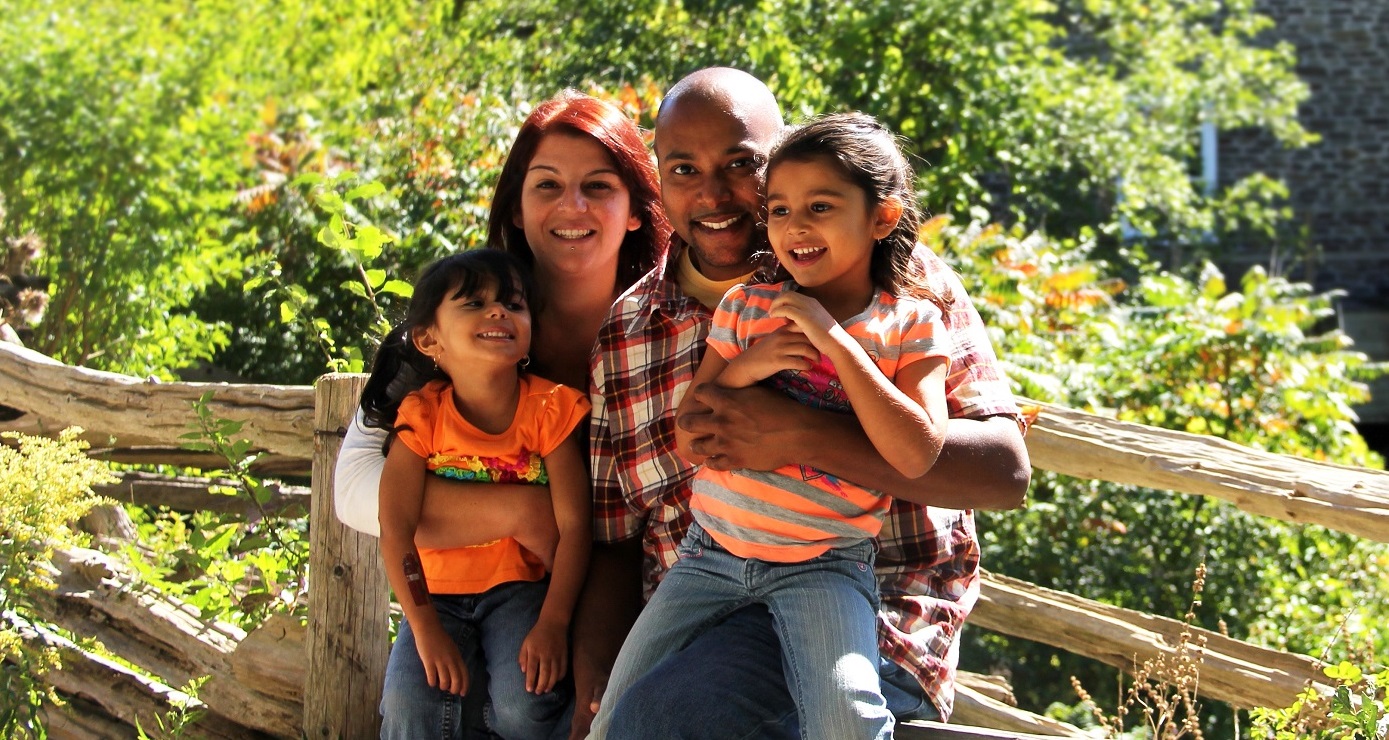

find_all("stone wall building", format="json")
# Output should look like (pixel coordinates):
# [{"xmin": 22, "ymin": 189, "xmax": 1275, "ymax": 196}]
[{"xmin": 1218, "ymin": 0, "xmax": 1389, "ymax": 426}]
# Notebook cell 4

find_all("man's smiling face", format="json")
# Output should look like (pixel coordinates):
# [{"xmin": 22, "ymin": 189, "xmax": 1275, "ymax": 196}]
[{"xmin": 654, "ymin": 94, "xmax": 780, "ymax": 281}]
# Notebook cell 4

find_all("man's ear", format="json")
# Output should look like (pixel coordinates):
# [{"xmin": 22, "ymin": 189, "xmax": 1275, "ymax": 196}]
[{"xmin": 872, "ymin": 197, "xmax": 904, "ymax": 240}]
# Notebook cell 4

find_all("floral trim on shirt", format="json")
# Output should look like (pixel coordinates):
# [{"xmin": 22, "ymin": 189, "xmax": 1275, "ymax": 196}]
[{"xmin": 428, "ymin": 451, "xmax": 547, "ymax": 484}]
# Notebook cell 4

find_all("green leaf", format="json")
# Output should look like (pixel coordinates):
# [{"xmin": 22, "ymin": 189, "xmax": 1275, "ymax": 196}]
[
  {"xmin": 356, "ymin": 225, "xmax": 391, "ymax": 260},
  {"xmin": 313, "ymin": 189, "xmax": 346, "ymax": 214},
  {"xmin": 365, "ymin": 269, "xmax": 386, "ymax": 289},
  {"xmin": 344, "ymin": 181, "xmax": 386, "ymax": 202},
  {"xmin": 1325, "ymin": 661, "xmax": 1363, "ymax": 683},
  {"xmin": 234, "ymin": 535, "xmax": 272, "ymax": 552},
  {"xmin": 381, "ymin": 279, "xmax": 413, "ymax": 298},
  {"xmin": 204, "ymin": 525, "xmax": 239, "ymax": 556}
]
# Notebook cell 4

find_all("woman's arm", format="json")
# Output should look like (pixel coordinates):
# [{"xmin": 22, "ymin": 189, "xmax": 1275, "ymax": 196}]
[
  {"xmin": 569, "ymin": 537, "xmax": 644, "ymax": 738},
  {"xmin": 377, "ymin": 439, "xmax": 469, "ymax": 695},
  {"xmin": 334, "ymin": 411, "xmax": 388, "ymax": 536},
  {"xmin": 519, "ymin": 430, "xmax": 592, "ymax": 694}
]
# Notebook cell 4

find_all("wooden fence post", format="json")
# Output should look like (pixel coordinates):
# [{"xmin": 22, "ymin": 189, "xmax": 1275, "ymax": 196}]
[{"xmin": 306, "ymin": 373, "xmax": 388, "ymax": 738}]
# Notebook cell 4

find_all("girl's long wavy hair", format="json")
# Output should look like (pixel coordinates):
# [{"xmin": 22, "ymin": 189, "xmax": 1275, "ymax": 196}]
[
  {"xmin": 358, "ymin": 249, "xmax": 535, "ymax": 449},
  {"xmin": 765, "ymin": 112, "xmax": 951, "ymax": 313}
]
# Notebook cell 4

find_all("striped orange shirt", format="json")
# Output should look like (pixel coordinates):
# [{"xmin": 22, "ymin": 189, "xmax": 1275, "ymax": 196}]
[{"xmin": 690, "ymin": 282, "xmax": 950, "ymax": 562}]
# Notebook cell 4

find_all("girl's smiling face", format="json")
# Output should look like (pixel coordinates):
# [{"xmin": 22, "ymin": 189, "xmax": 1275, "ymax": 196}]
[
  {"xmin": 515, "ymin": 131, "xmax": 641, "ymax": 286},
  {"xmin": 413, "ymin": 277, "xmax": 532, "ymax": 379},
  {"xmin": 765, "ymin": 156, "xmax": 900, "ymax": 302}
]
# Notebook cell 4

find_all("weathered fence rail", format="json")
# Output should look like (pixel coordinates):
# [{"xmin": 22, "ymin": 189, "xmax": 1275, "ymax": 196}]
[{"xmin": 5, "ymin": 338, "xmax": 1389, "ymax": 738}]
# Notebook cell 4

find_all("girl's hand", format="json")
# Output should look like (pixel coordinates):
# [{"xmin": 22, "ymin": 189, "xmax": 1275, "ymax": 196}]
[
  {"xmin": 518, "ymin": 618, "xmax": 568, "ymax": 694},
  {"xmin": 768, "ymin": 292, "xmax": 842, "ymax": 353},
  {"xmin": 723, "ymin": 325, "xmax": 819, "ymax": 386},
  {"xmin": 414, "ymin": 623, "xmax": 470, "ymax": 696}
]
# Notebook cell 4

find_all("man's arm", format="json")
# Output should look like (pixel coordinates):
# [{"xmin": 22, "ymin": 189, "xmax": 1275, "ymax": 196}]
[
  {"xmin": 335, "ymin": 408, "xmax": 557, "ymax": 546},
  {"xmin": 679, "ymin": 384, "xmax": 1029, "ymax": 510}
]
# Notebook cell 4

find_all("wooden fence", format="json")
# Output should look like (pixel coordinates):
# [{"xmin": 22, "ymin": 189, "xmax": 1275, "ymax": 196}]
[{"xmin": 3, "ymin": 339, "xmax": 1388, "ymax": 738}]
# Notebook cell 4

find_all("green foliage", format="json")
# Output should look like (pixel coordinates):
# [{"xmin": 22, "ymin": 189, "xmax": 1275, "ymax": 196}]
[
  {"xmin": 929, "ymin": 215, "xmax": 1388, "ymax": 726},
  {"xmin": 123, "ymin": 393, "xmax": 309, "ymax": 628},
  {"xmin": 1252, "ymin": 659, "xmax": 1389, "ymax": 739},
  {"xmin": 0, "ymin": 429, "xmax": 117, "ymax": 737},
  {"xmin": 0, "ymin": 1, "xmax": 246, "ymax": 377},
  {"xmin": 4, "ymin": 0, "xmax": 1313, "ymax": 382},
  {"xmin": 232, "ymin": 173, "xmax": 406, "ymax": 376},
  {"xmin": 451, "ymin": 0, "xmax": 1312, "ymax": 248},
  {"xmin": 135, "ymin": 676, "xmax": 208, "ymax": 740}
]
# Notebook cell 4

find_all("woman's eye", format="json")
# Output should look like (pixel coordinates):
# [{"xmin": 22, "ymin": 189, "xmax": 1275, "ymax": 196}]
[
  {"xmin": 534, "ymin": 179, "xmax": 559, "ymax": 189},
  {"xmin": 670, "ymin": 164, "xmax": 696, "ymax": 176},
  {"xmin": 585, "ymin": 180, "xmax": 615, "ymax": 191}
]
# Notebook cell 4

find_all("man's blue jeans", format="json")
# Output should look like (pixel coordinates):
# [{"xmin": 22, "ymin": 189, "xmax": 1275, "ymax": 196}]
[
  {"xmin": 592, "ymin": 523, "xmax": 893, "ymax": 740},
  {"xmin": 380, "ymin": 580, "xmax": 572, "ymax": 740}
]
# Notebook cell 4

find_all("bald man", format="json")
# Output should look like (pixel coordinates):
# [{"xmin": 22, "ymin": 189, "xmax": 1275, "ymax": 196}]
[{"xmin": 575, "ymin": 67, "xmax": 1030, "ymax": 738}]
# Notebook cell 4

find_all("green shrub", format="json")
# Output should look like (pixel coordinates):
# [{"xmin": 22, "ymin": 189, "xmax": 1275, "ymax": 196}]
[
  {"xmin": 931, "ymin": 215, "xmax": 1388, "ymax": 729},
  {"xmin": 0, "ymin": 429, "xmax": 116, "ymax": 737}
]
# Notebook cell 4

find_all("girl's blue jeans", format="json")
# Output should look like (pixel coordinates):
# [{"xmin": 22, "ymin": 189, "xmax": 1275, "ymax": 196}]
[
  {"xmin": 379, "ymin": 580, "xmax": 572, "ymax": 740},
  {"xmin": 591, "ymin": 522, "xmax": 894, "ymax": 740}
]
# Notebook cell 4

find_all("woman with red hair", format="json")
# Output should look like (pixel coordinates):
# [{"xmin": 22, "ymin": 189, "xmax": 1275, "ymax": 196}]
[{"xmin": 334, "ymin": 89, "xmax": 669, "ymax": 739}]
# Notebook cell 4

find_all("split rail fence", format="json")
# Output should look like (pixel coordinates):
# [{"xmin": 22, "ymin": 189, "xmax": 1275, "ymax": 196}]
[{"xmin": 3, "ymin": 340, "xmax": 1388, "ymax": 739}]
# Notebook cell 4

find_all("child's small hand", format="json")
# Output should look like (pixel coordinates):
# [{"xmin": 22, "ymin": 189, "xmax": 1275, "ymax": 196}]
[
  {"xmin": 769, "ymin": 292, "xmax": 841, "ymax": 352},
  {"xmin": 725, "ymin": 325, "xmax": 819, "ymax": 385},
  {"xmin": 518, "ymin": 618, "xmax": 568, "ymax": 694},
  {"xmin": 414, "ymin": 623, "xmax": 470, "ymax": 696}
]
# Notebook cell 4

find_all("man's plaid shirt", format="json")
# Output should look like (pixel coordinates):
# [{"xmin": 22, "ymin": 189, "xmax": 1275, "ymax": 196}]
[{"xmin": 588, "ymin": 244, "xmax": 1021, "ymax": 720}]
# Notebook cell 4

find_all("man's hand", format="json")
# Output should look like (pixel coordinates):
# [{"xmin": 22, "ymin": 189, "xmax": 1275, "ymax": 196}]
[
  {"xmin": 678, "ymin": 383, "xmax": 818, "ymax": 472},
  {"xmin": 518, "ymin": 617, "xmax": 568, "ymax": 694}
]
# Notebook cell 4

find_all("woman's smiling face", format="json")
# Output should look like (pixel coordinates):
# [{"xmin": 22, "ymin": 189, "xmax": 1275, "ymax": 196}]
[{"xmin": 515, "ymin": 131, "xmax": 641, "ymax": 285}]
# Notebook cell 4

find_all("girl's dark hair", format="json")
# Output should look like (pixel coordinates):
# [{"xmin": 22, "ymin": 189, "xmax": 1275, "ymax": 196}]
[
  {"xmin": 358, "ymin": 249, "xmax": 535, "ymax": 448},
  {"xmin": 488, "ymin": 89, "xmax": 670, "ymax": 297},
  {"xmin": 766, "ymin": 112, "xmax": 951, "ymax": 313}
]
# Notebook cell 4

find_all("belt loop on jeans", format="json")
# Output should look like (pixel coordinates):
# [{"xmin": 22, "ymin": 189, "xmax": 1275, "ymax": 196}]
[{"xmin": 686, "ymin": 521, "xmax": 720, "ymax": 550}]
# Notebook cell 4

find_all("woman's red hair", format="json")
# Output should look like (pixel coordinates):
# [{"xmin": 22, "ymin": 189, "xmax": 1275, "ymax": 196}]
[{"xmin": 488, "ymin": 90, "xmax": 669, "ymax": 292}]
